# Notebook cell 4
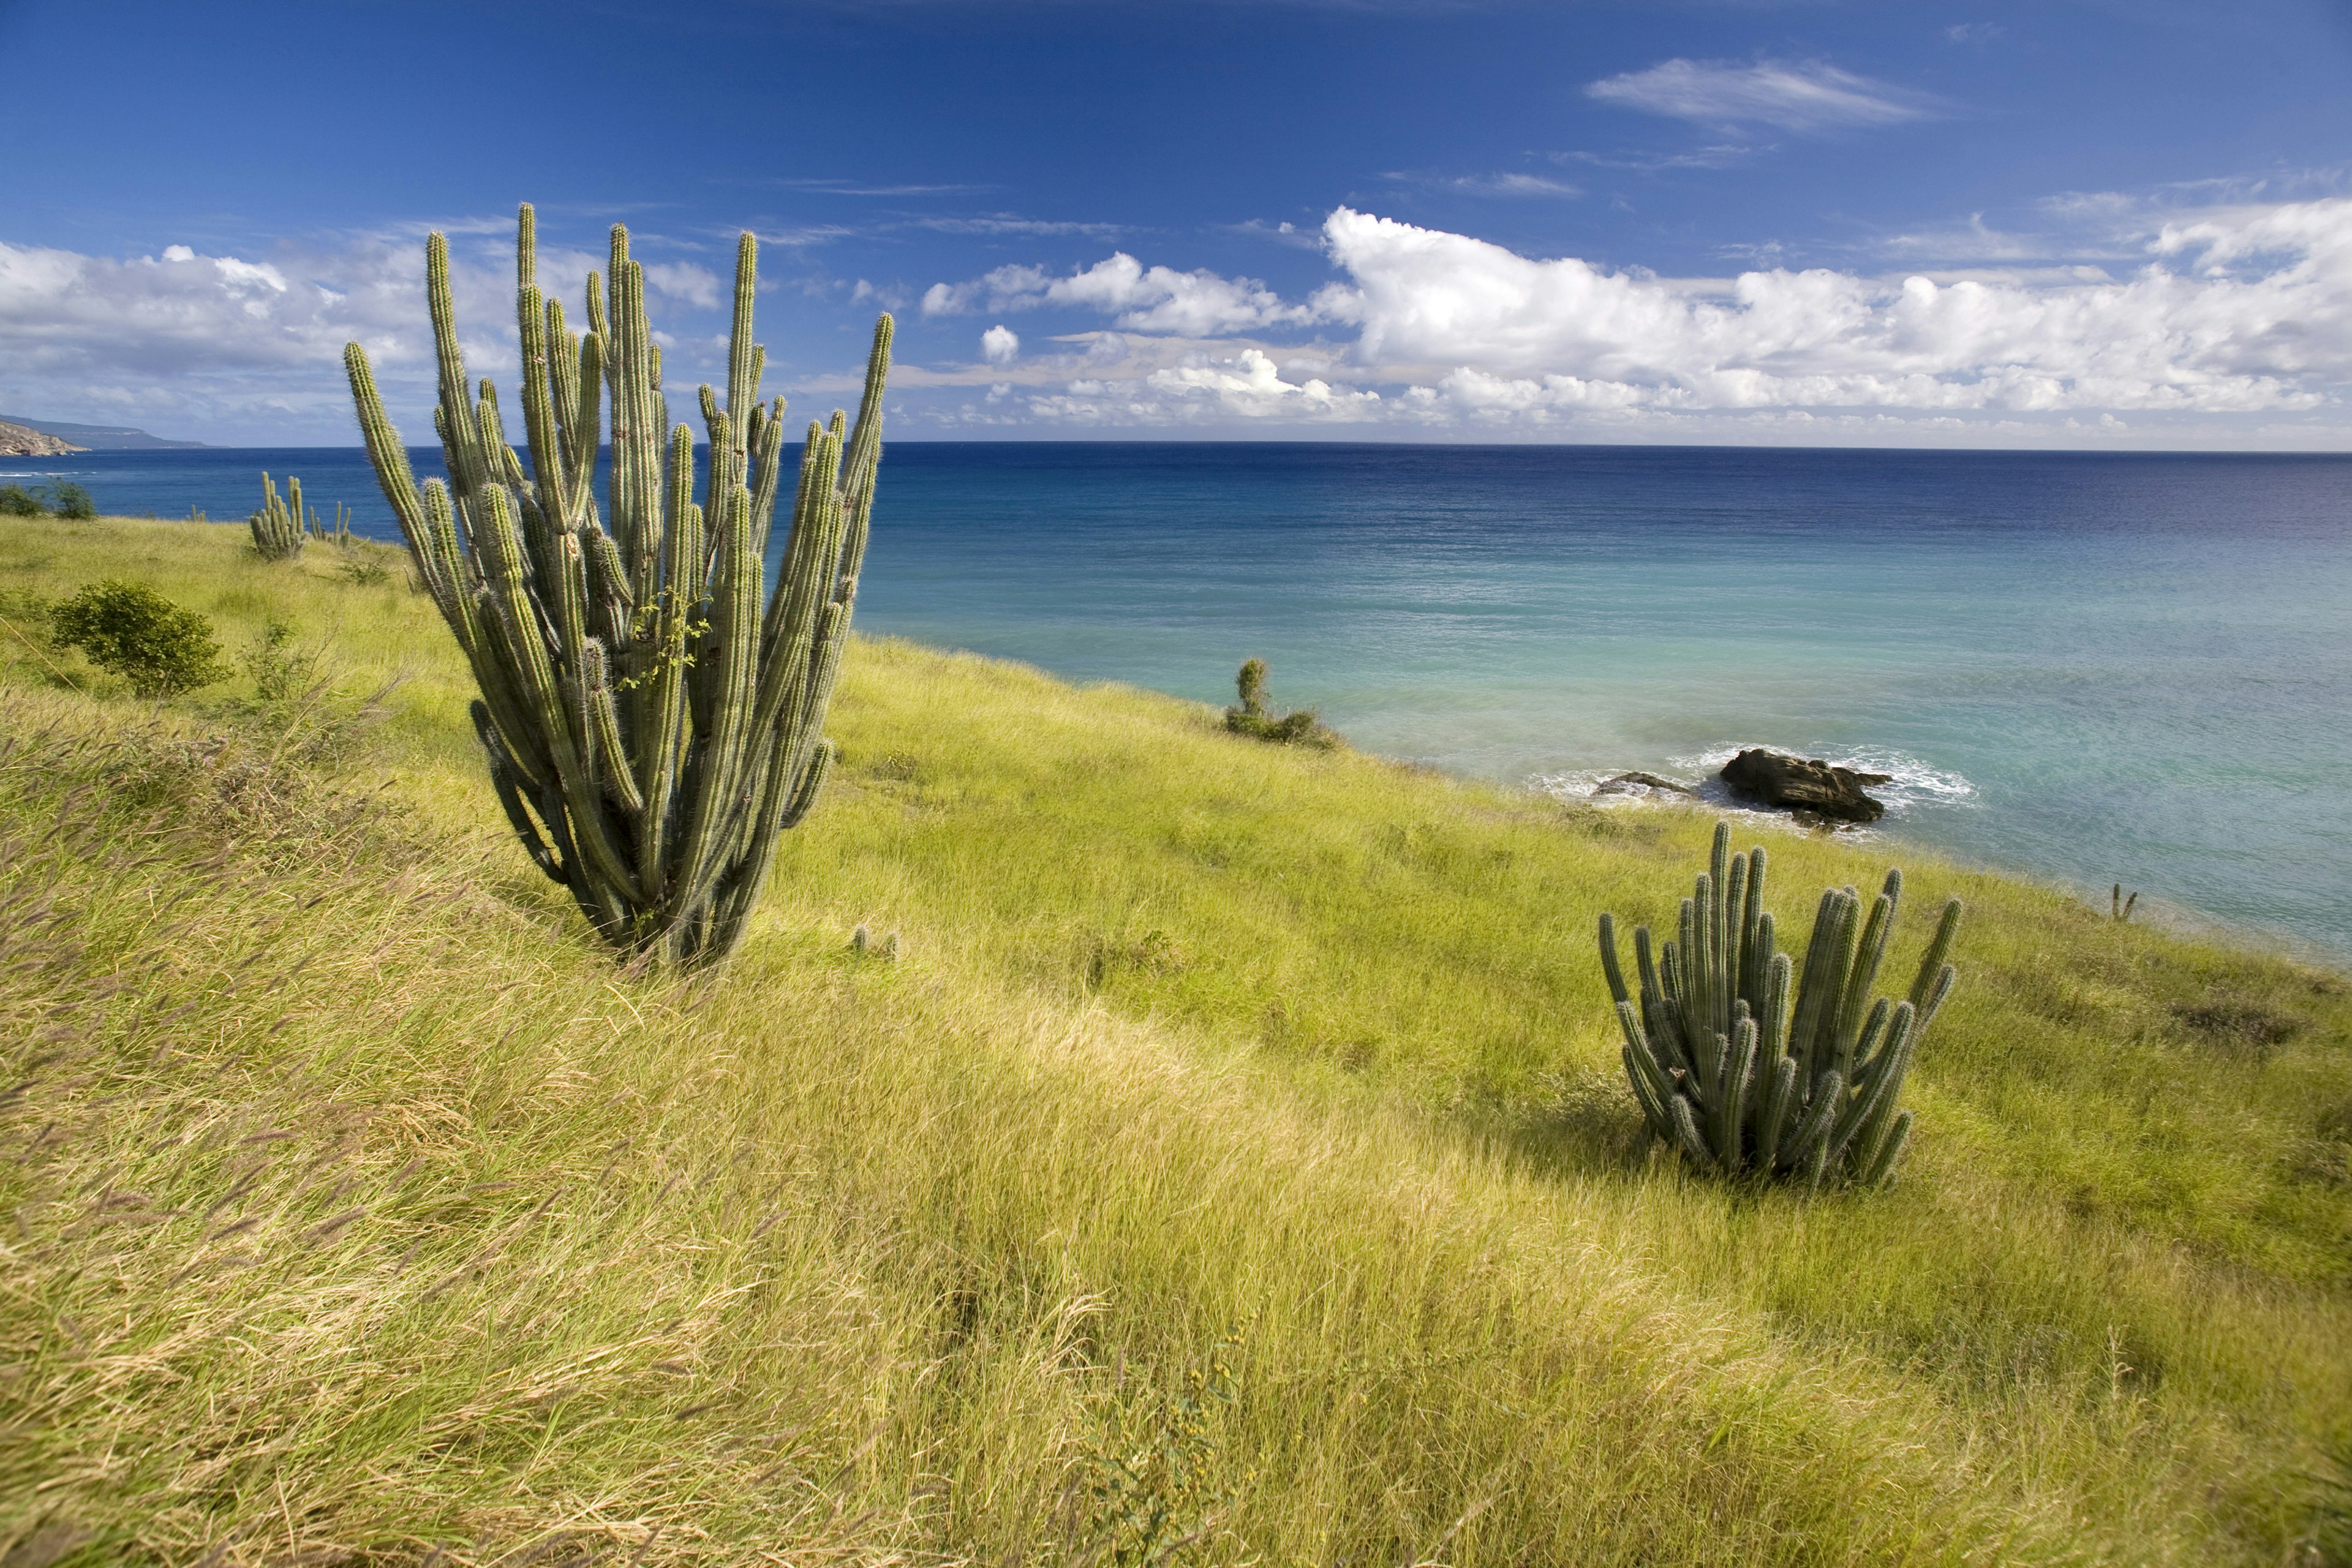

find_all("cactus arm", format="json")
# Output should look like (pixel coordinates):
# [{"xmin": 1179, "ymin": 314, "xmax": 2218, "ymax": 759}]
[
  {"xmin": 1838, "ymin": 996, "xmax": 1891, "ymax": 1089},
  {"xmin": 673, "ymin": 481, "xmax": 763, "ymax": 904},
  {"xmin": 1758, "ymin": 950, "xmax": 1790, "ymax": 1068},
  {"xmin": 1796, "ymin": 890, "xmax": 1861, "ymax": 1080},
  {"xmin": 1615, "ymin": 1001, "xmax": 1678, "ymax": 1137},
  {"xmin": 342, "ymin": 344, "xmax": 438, "ymax": 545},
  {"xmin": 1910, "ymin": 899, "xmax": 1965, "ymax": 1012},
  {"xmin": 1722, "ymin": 848, "xmax": 1749, "ymax": 1020},
  {"xmin": 1753, "ymin": 1054, "xmax": 1800, "ymax": 1170},
  {"xmin": 1784, "ymin": 1069, "xmax": 1844, "ymax": 1170},
  {"xmin": 1740, "ymin": 847, "xmax": 1768, "ymax": 1002},
  {"xmin": 725, "ymin": 233, "xmax": 759, "ymax": 445},
  {"xmin": 1831, "ymin": 876, "xmax": 1900, "ymax": 1063},
  {"xmin": 1829, "ymin": 1031, "xmax": 1915, "ymax": 1172},
  {"xmin": 1666, "ymin": 1094, "xmax": 1716, "ymax": 1170},
  {"xmin": 515, "ymin": 207, "xmax": 575, "ymax": 546},
  {"xmin": 471, "ymin": 700, "xmax": 564, "ymax": 884},
  {"xmin": 1718, "ymin": 1017, "xmax": 1757, "ymax": 1169},
  {"xmin": 1910, "ymin": 963, "xmax": 1957, "ymax": 1048},
  {"xmin": 1784, "ymin": 888, "xmax": 1844, "ymax": 1077},
  {"xmin": 778, "ymin": 737, "xmax": 832, "ymax": 832},
  {"xmin": 1598, "ymin": 913, "xmax": 1633, "ymax": 1009},
  {"xmin": 1858, "ymin": 1110, "xmax": 1915, "ymax": 1187}
]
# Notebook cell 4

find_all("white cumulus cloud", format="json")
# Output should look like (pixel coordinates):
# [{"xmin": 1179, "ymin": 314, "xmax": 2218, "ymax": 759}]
[
  {"xmin": 922, "ymin": 252, "xmax": 1319, "ymax": 335},
  {"xmin": 981, "ymin": 323, "xmax": 1019, "ymax": 363},
  {"xmin": 1316, "ymin": 202, "xmax": 2352, "ymax": 416},
  {"xmin": 1586, "ymin": 59, "xmax": 1937, "ymax": 132}
]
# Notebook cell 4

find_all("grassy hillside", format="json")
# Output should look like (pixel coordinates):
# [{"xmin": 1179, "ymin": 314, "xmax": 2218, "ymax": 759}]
[{"xmin": 1, "ymin": 515, "xmax": 2346, "ymax": 1566}]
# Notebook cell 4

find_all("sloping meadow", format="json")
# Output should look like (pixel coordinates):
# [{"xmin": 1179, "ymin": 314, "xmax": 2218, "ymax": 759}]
[{"xmin": 1, "ymin": 517, "xmax": 2348, "ymax": 1564}]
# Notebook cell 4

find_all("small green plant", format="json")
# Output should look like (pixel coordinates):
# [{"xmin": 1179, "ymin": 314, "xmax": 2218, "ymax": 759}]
[
  {"xmin": 228, "ymin": 618, "xmax": 400, "ymax": 769},
  {"xmin": 1597, "ymin": 820, "xmax": 1961, "ymax": 1188},
  {"xmin": 0, "ymin": 484, "xmax": 42, "ymax": 517},
  {"xmin": 250, "ymin": 472, "xmax": 307, "ymax": 560},
  {"xmin": 1224, "ymin": 658, "xmax": 1336, "ymax": 748},
  {"xmin": 50, "ymin": 481, "xmax": 95, "ymax": 520},
  {"xmin": 1084, "ymin": 1322, "xmax": 1251, "ymax": 1567},
  {"xmin": 2111, "ymin": 884, "xmax": 2139, "ymax": 922},
  {"xmin": 49, "ymin": 580, "xmax": 230, "ymax": 698},
  {"xmin": 338, "ymin": 551, "xmax": 392, "ymax": 587}
]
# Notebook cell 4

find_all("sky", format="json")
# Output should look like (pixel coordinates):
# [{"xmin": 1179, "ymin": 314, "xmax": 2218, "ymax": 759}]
[{"xmin": 2, "ymin": 0, "xmax": 2350, "ymax": 448}]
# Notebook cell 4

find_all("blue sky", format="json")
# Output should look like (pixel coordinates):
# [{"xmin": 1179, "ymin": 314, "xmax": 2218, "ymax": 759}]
[{"xmin": 4, "ymin": 0, "xmax": 2350, "ymax": 447}]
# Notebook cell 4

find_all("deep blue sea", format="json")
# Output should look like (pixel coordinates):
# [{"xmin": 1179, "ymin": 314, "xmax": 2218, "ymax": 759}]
[{"xmin": 12, "ymin": 442, "xmax": 2351, "ymax": 960}]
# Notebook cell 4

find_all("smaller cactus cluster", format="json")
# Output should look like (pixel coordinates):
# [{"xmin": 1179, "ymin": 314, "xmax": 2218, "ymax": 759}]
[
  {"xmin": 248, "ymin": 473, "xmax": 352, "ymax": 560},
  {"xmin": 1598, "ymin": 821, "xmax": 1961, "ymax": 1188}
]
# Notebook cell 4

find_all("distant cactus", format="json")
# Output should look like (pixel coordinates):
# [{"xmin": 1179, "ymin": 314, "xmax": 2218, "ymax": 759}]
[
  {"xmin": 343, "ymin": 203, "xmax": 894, "ymax": 968},
  {"xmin": 249, "ymin": 473, "xmax": 306, "ymax": 560},
  {"xmin": 1597, "ymin": 820, "xmax": 1961, "ymax": 1187},
  {"xmin": 312, "ymin": 499, "xmax": 353, "ymax": 546},
  {"xmin": 1224, "ymin": 658, "xmax": 1337, "ymax": 748}
]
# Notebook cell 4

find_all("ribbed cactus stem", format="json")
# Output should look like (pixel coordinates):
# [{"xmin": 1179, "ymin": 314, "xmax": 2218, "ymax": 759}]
[
  {"xmin": 1592, "ymin": 821, "xmax": 1961, "ymax": 1187},
  {"xmin": 342, "ymin": 203, "xmax": 894, "ymax": 968}
]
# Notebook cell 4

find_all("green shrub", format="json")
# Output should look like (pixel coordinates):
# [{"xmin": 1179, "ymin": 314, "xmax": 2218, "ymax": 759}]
[
  {"xmin": 0, "ymin": 485, "xmax": 44, "ymax": 518},
  {"xmin": 49, "ymin": 579, "xmax": 231, "ymax": 698},
  {"xmin": 50, "ymin": 481, "xmax": 95, "ymax": 520},
  {"xmin": 1224, "ymin": 658, "xmax": 1338, "ymax": 748}
]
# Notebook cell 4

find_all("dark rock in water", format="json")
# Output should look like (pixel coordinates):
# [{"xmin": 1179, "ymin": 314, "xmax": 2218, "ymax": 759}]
[
  {"xmin": 1593, "ymin": 771, "xmax": 1698, "ymax": 799},
  {"xmin": 1720, "ymin": 748, "xmax": 1890, "ymax": 823}
]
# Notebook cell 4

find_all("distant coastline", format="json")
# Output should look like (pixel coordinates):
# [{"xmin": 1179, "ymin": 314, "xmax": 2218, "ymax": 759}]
[
  {"xmin": 0, "ymin": 419, "xmax": 83, "ymax": 457},
  {"xmin": 0, "ymin": 414, "xmax": 203, "ymax": 451}
]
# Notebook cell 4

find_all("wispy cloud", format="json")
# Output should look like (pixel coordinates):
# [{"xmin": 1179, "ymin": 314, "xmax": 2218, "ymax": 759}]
[
  {"xmin": 1551, "ymin": 145, "xmax": 1758, "ymax": 173},
  {"xmin": 1385, "ymin": 171, "xmax": 1583, "ymax": 199},
  {"xmin": 1586, "ymin": 59, "xmax": 1941, "ymax": 134},
  {"xmin": 915, "ymin": 214, "xmax": 1128, "ymax": 240}
]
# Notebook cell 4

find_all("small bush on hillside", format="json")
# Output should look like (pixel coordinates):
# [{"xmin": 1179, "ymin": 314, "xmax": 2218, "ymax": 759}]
[
  {"xmin": 0, "ymin": 481, "xmax": 97, "ymax": 518},
  {"xmin": 49, "ymin": 579, "xmax": 230, "ymax": 698},
  {"xmin": 228, "ymin": 617, "xmax": 403, "ymax": 769},
  {"xmin": 1224, "ymin": 658, "xmax": 1338, "ymax": 749},
  {"xmin": 338, "ymin": 551, "xmax": 392, "ymax": 587},
  {"xmin": 50, "ymin": 481, "xmax": 95, "ymax": 519}
]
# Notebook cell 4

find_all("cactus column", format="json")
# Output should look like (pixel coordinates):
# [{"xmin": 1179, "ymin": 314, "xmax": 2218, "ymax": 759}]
[{"xmin": 344, "ymin": 203, "xmax": 894, "ymax": 968}]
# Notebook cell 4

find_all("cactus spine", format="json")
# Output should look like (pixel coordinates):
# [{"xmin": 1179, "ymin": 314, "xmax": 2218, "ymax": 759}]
[
  {"xmin": 250, "ymin": 472, "xmax": 306, "ymax": 559},
  {"xmin": 342, "ymin": 203, "xmax": 894, "ymax": 968},
  {"xmin": 1597, "ymin": 820, "xmax": 1961, "ymax": 1187}
]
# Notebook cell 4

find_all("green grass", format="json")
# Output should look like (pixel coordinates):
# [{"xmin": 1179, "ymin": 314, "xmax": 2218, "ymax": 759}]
[{"xmin": 1, "ymin": 515, "xmax": 2348, "ymax": 1566}]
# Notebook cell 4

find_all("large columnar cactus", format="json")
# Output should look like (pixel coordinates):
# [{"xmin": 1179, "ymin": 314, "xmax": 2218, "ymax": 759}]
[
  {"xmin": 342, "ymin": 203, "xmax": 894, "ymax": 968},
  {"xmin": 250, "ymin": 473, "xmax": 306, "ymax": 560},
  {"xmin": 1597, "ymin": 821, "xmax": 1962, "ymax": 1187}
]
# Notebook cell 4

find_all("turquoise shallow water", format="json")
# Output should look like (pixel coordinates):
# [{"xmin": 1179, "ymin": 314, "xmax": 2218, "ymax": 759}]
[{"xmin": 17, "ymin": 442, "xmax": 2352, "ymax": 959}]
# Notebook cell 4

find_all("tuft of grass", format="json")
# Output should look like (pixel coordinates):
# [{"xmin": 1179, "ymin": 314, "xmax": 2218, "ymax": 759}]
[{"xmin": 0, "ymin": 515, "xmax": 2348, "ymax": 1564}]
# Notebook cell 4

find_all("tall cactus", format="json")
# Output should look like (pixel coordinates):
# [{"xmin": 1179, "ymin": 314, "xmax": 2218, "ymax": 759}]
[
  {"xmin": 342, "ymin": 203, "xmax": 894, "ymax": 968},
  {"xmin": 249, "ymin": 472, "xmax": 306, "ymax": 560},
  {"xmin": 1597, "ymin": 821, "xmax": 1961, "ymax": 1187}
]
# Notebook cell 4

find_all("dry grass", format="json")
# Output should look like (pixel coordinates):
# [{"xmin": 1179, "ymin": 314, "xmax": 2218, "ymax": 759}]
[{"xmin": 0, "ymin": 516, "xmax": 2347, "ymax": 1566}]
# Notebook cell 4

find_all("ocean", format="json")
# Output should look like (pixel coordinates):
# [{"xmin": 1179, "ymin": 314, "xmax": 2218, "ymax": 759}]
[{"xmin": 12, "ymin": 441, "xmax": 2351, "ymax": 960}]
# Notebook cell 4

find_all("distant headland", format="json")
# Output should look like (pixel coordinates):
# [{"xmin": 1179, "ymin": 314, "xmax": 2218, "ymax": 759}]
[{"xmin": 0, "ymin": 413, "xmax": 205, "ymax": 451}]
